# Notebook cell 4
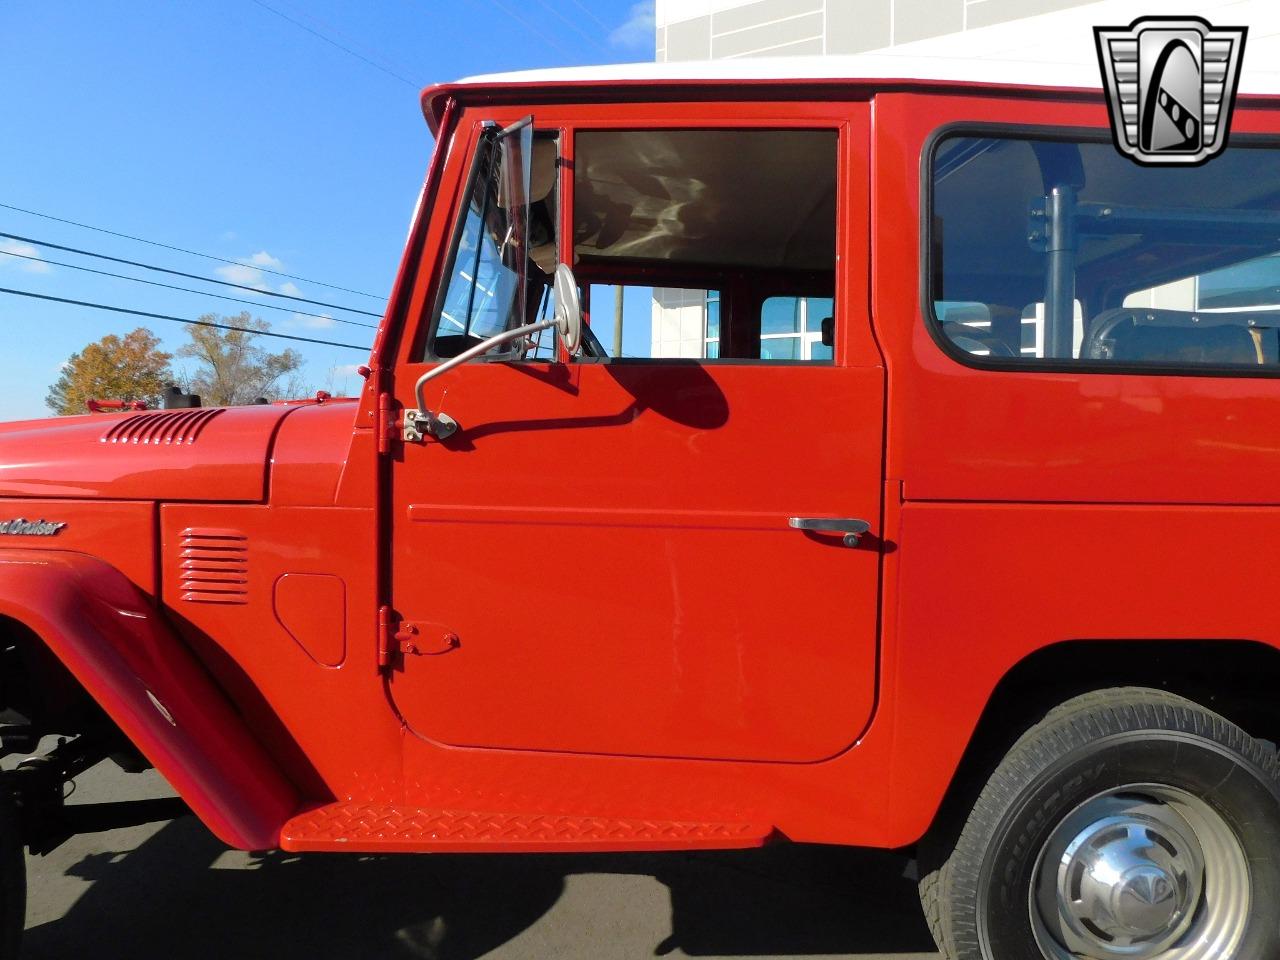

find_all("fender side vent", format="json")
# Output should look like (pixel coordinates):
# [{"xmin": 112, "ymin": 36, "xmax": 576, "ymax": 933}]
[
  {"xmin": 179, "ymin": 528, "xmax": 248, "ymax": 605},
  {"xmin": 102, "ymin": 408, "xmax": 224, "ymax": 445}
]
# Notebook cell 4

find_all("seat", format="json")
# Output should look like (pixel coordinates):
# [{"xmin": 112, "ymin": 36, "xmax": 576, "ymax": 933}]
[
  {"xmin": 1109, "ymin": 324, "xmax": 1262, "ymax": 365},
  {"xmin": 1085, "ymin": 307, "xmax": 1280, "ymax": 366}
]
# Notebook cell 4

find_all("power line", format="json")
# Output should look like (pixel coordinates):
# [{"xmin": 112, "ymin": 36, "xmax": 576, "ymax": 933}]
[
  {"xmin": 564, "ymin": 0, "xmax": 610, "ymax": 32},
  {"xmin": 0, "ymin": 201, "xmax": 385, "ymax": 300},
  {"xmin": 0, "ymin": 287, "xmax": 369, "ymax": 351},
  {"xmin": 249, "ymin": 0, "xmax": 421, "ymax": 89},
  {"xmin": 0, "ymin": 232, "xmax": 383, "ymax": 318},
  {"xmin": 467, "ymin": 0, "xmax": 580, "ymax": 61},
  {"xmin": 0, "ymin": 249, "xmax": 378, "ymax": 329},
  {"xmin": 261, "ymin": 0, "xmax": 425, "ymax": 88},
  {"xmin": 526, "ymin": 0, "xmax": 611, "ymax": 53}
]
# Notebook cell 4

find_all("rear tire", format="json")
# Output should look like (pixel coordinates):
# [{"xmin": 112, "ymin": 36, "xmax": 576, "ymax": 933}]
[{"xmin": 919, "ymin": 687, "xmax": 1280, "ymax": 960}]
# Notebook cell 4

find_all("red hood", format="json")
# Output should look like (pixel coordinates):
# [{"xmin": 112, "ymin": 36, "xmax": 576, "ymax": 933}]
[{"xmin": 0, "ymin": 405, "xmax": 307, "ymax": 502}]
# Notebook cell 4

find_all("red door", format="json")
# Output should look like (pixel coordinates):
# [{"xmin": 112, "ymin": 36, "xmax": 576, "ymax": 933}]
[{"xmin": 388, "ymin": 102, "xmax": 884, "ymax": 763}]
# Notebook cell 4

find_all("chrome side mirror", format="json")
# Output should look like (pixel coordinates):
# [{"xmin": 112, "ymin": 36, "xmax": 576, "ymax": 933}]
[
  {"xmin": 552, "ymin": 263, "xmax": 582, "ymax": 356},
  {"xmin": 404, "ymin": 264, "xmax": 584, "ymax": 443}
]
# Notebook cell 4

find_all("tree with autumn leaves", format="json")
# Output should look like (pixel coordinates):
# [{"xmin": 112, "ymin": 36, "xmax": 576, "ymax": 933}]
[
  {"xmin": 46, "ymin": 328, "xmax": 172, "ymax": 415},
  {"xmin": 46, "ymin": 313, "xmax": 306, "ymax": 415}
]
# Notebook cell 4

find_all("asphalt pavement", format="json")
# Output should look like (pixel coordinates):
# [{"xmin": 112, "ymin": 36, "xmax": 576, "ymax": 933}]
[{"xmin": 22, "ymin": 761, "xmax": 942, "ymax": 960}]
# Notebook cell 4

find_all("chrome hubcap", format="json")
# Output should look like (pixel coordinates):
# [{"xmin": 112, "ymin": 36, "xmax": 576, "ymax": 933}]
[
  {"xmin": 1056, "ymin": 811, "xmax": 1201, "ymax": 955},
  {"xmin": 1030, "ymin": 786, "xmax": 1250, "ymax": 960}
]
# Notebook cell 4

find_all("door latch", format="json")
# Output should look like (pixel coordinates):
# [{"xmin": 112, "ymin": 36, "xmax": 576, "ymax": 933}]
[{"xmin": 788, "ymin": 517, "xmax": 872, "ymax": 547}]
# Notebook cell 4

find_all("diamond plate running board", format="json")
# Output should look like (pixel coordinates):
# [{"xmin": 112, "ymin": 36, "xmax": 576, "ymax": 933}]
[{"xmin": 280, "ymin": 802, "xmax": 773, "ymax": 853}]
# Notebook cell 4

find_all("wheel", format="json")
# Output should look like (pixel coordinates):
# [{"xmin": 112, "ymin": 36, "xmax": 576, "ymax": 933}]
[
  {"xmin": 0, "ymin": 803, "xmax": 23, "ymax": 960},
  {"xmin": 919, "ymin": 687, "xmax": 1280, "ymax": 960}
]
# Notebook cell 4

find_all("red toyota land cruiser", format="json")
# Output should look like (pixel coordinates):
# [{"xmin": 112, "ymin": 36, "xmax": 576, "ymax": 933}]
[{"xmin": 2, "ymin": 54, "xmax": 1280, "ymax": 960}]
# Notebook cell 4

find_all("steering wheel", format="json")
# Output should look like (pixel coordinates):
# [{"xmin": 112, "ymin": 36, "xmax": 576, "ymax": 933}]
[{"xmin": 577, "ymin": 318, "xmax": 608, "ymax": 359}]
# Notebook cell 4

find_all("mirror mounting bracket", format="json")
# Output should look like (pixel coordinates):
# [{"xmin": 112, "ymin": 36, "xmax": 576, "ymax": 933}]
[
  {"xmin": 405, "ymin": 264, "xmax": 583, "ymax": 445},
  {"xmin": 402, "ymin": 408, "xmax": 458, "ymax": 442}
]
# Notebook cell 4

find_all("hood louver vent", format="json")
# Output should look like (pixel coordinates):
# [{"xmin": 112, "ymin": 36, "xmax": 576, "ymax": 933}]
[
  {"xmin": 179, "ymin": 528, "xmax": 248, "ymax": 605},
  {"xmin": 102, "ymin": 408, "xmax": 224, "ymax": 445}
]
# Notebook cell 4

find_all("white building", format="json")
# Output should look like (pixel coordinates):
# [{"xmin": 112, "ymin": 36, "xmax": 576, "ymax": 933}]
[
  {"xmin": 655, "ymin": 0, "xmax": 1096, "ymax": 61},
  {"xmin": 646, "ymin": 0, "xmax": 1280, "ymax": 355}
]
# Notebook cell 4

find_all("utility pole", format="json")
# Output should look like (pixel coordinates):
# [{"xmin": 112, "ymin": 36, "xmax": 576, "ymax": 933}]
[{"xmin": 613, "ymin": 285, "xmax": 624, "ymax": 357}]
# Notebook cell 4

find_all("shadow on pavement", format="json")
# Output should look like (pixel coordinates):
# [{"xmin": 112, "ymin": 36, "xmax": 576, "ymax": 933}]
[{"xmin": 23, "ymin": 816, "xmax": 938, "ymax": 959}]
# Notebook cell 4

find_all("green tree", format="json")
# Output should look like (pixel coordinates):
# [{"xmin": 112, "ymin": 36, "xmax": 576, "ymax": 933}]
[
  {"xmin": 178, "ymin": 313, "xmax": 305, "ymax": 406},
  {"xmin": 46, "ymin": 327, "xmax": 173, "ymax": 415}
]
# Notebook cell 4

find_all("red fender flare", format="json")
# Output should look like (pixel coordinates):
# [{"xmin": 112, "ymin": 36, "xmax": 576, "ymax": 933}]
[{"xmin": 0, "ymin": 550, "xmax": 297, "ymax": 850}]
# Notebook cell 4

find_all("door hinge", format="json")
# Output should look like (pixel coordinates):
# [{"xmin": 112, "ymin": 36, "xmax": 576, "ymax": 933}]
[
  {"xmin": 378, "ymin": 605, "xmax": 460, "ymax": 669},
  {"xmin": 377, "ymin": 391, "xmax": 395, "ymax": 456}
]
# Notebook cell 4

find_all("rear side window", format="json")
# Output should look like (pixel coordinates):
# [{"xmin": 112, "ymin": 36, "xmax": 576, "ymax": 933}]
[{"xmin": 929, "ymin": 133, "xmax": 1280, "ymax": 373}]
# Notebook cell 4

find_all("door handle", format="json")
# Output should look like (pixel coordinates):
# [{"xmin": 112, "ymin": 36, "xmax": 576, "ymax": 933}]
[{"xmin": 788, "ymin": 517, "xmax": 871, "ymax": 547}]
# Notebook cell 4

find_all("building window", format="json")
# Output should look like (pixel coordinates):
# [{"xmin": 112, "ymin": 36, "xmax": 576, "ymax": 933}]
[
  {"xmin": 760, "ymin": 296, "xmax": 833, "ymax": 361},
  {"xmin": 705, "ymin": 292, "xmax": 720, "ymax": 358}
]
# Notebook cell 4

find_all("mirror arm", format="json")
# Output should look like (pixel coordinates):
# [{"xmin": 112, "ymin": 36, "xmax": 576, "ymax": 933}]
[
  {"xmin": 406, "ymin": 319, "xmax": 558, "ymax": 441},
  {"xmin": 497, "ymin": 116, "xmax": 533, "ymax": 140}
]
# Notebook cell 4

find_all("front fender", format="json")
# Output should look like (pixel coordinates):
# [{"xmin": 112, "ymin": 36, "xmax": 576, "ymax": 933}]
[{"xmin": 0, "ymin": 550, "xmax": 297, "ymax": 849}]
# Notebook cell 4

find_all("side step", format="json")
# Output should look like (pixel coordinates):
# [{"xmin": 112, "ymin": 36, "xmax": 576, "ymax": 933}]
[{"xmin": 280, "ymin": 801, "xmax": 773, "ymax": 853}]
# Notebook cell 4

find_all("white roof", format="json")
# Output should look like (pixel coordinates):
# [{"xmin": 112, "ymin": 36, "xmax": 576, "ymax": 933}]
[
  {"xmin": 458, "ymin": 0, "xmax": 1280, "ymax": 97},
  {"xmin": 458, "ymin": 51, "xmax": 1280, "ymax": 97},
  {"xmin": 460, "ymin": 54, "xmax": 1108, "ymax": 91}
]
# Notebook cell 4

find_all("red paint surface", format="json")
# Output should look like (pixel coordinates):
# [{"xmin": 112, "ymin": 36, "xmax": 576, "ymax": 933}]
[
  {"xmin": 872, "ymin": 92, "xmax": 1280, "ymax": 505},
  {"xmin": 390, "ymin": 363, "xmax": 884, "ymax": 762},
  {"xmin": 1, "ymin": 80, "xmax": 1278, "ymax": 854},
  {"xmin": 0, "ymin": 405, "xmax": 297, "ymax": 502}
]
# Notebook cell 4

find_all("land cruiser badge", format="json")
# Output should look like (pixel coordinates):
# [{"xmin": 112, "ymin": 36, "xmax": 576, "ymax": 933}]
[
  {"xmin": 1095, "ymin": 17, "xmax": 1246, "ymax": 166},
  {"xmin": 0, "ymin": 519, "xmax": 66, "ymax": 536}
]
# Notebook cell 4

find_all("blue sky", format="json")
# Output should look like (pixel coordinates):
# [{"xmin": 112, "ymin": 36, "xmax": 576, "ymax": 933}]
[{"xmin": 0, "ymin": 0, "xmax": 655, "ymax": 420}]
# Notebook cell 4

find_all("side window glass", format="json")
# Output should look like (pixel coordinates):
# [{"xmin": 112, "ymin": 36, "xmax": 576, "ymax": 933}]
[
  {"xmin": 586, "ymin": 285, "xmax": 720, "ymax": 359},
  {"xmin": 931, "ymin": 135, "xmax": 1280, "ymax": 372},
  {"xmin": 575, "ymin": 129, "xmax": 837, "ymax": 363},
  {"xmin": 936, "ymin": 299, "xmax": 1082, "ymax": 359}
]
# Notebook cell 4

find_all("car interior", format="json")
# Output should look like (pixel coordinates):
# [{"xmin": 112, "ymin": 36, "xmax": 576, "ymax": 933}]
[
  {"xmin": 572, "ymin": 128, "xmax": 837, "ymax": 361},
  {"xmin": 427, "ymin": 126, "xmax": 840, "ymax": 363}
]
